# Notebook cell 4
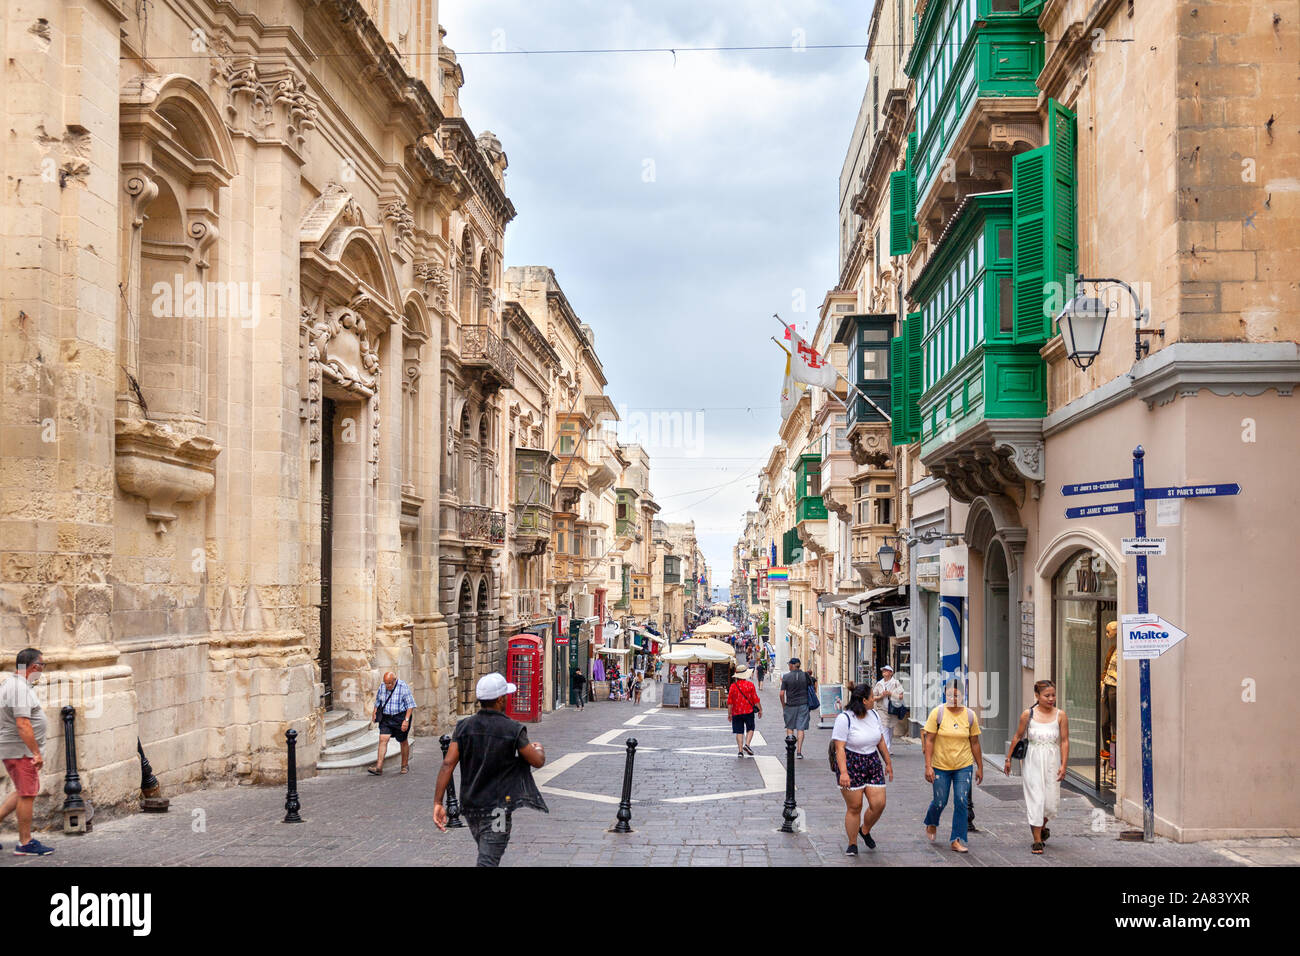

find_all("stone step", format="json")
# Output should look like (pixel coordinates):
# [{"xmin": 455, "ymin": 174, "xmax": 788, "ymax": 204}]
[
  {"xmin": 316, "ymin": 735, "xmax": 407, "ymax": 775},
  {"xmin": 323, "ymin": 709, "xmax": 353, "ymax": 731},
  {"xmin": 324, "ymin": 717, "xmax": 375, "ymax": 749}
]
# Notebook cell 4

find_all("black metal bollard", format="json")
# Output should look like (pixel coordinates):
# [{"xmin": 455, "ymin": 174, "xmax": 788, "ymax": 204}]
[
  {"xmin": 611, "ymin": 737, "xmax": 638, "ymax": 833},
  {"xmin": 779, "ymin": 733, "xmax": 798, "ymax": 833},
  {"xmin": 60, "ymin": 706, "xmax": 89, "ymax": 834},
  {"xmin": 138, "ymin": 738, "xmax": 170, "ymax": 812},
  {"xmin": 283, "ymin": 729, "xmax": 303, "ymax": 823},
  {"xmin": 138, "ymin": 738, "xmax": 159, "ymax": 793},
  {"xmin": 438, "ymin": 735, "xmax": 465, "ymax": 828}
]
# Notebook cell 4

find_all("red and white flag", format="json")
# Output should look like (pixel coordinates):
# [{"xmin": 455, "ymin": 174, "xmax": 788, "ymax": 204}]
[{"xmin": 784, "ymin": 325, "xmax": 838, "ymax": 389}]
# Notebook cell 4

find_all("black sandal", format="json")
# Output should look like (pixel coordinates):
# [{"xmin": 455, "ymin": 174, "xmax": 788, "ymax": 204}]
[
  {"xmin": 367, "ymin": 767, "xmax": 383, "ymax": 776},
  {"xmin": 1031, "ymin": 841, "xmax": 1044, "ymax": 854},
  {"xmin": 1041, "ymin": 826, "xmax": 1050, "ymax": 841}
]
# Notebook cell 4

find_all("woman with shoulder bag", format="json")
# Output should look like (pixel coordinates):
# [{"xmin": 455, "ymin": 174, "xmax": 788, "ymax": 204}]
[
  {"xmin": 1003, "ymin": 679, "xmax": 1069, "ymax": 855},
  {"xmin": 921, "ymin": 680, "xmax": 983, "ymax": 853},
  {"xmin": 830, "ymin": 684, "xmax": 893, "ymax": 856}
]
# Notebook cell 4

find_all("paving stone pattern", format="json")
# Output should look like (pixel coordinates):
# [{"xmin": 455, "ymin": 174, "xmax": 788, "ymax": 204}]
[{"xmin": 3, "ymin": 682, "xmax": 1293, "ymax": 867}]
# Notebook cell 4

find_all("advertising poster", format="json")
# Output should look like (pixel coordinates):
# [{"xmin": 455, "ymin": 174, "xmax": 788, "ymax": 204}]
[
  {"xmin": 818, "ymin": 683, "xmax": 845, "ymax": 728},
  {"xmin": 688, "ymin": 662, "xmax": 707, "ymax": 708}
]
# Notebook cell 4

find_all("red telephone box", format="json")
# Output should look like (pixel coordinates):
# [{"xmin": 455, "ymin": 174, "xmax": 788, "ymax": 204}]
[{"xmin": 505, "ymin": 635, "xmax": 543, "ymax": 722}]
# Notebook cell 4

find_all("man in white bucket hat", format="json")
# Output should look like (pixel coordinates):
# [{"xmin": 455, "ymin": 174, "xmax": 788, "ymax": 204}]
[{"xmin": 434, "ymin": 672, "xmax": 548, "ymax": 866}]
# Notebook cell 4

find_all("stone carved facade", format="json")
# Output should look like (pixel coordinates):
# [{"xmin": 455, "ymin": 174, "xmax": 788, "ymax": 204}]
[{"xmin": 0, "ymin": 0, "xmax": 519, "ymax": 818}]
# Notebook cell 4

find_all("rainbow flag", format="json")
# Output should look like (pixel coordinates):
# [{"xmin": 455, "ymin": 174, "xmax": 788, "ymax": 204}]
[{"xmin": 767, "ymin": 566, "xmax": 789, "ymax": 582}]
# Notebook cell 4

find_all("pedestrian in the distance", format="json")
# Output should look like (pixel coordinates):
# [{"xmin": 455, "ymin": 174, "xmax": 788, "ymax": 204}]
[
  {"xmin": 368, "ymin": 671, "xmax": 414, "ymax": 775},
  {"xmin": 570, "ymin": 667, "xmax": 587, "ymax": 710},
  {"xmin": 0, "ymin": 648, "xmax": 55, "ymax": 856},
  {"xmin": 630, "ymin": 671, "xmax": 643, "ymax": 704},
  {"xmin": 756, "ymin": 656, "xmax": 767, "ymax": 684},
  {"xmin": 1003, "ymin": 679, "xmax": 1068, "ymax": 855},
  {"xmin": 872, "ymin": 664, "xmax": 906, "ymax": 749},
  {"xmin": 831, "ymin": 684, "xmax": 893, "ymax": 856},
  {"xmin": 434, "ymin": 673, "xmax": 548, "ymax": 867},
  {"xmin": 922, "ymin": 681, "xmax": 984, "ymax": 853},
  {"xmin": 779, "ymin": 658, "xmax": 811, "ymax": 759},
  {"xmin": 727, "ymin": 665, "xmax": 763, "ymax": 757}
]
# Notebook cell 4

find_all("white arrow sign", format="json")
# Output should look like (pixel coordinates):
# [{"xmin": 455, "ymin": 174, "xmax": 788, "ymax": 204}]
[
  {"xmin": 1121, "ymin": 614, "xmax": 1187, "ymax": 660},
  {"xmin": 1122, "ymin": 537, "xmax": 1167, "ymax": 556}
]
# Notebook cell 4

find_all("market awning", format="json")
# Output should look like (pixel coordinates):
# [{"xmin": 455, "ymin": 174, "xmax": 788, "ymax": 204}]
[
  {"xmin": 596, "ymin": 646, "xmax": 631, "ymax": 656},
  {"xmin": 674, "ymin": 636, "xmax": 736, "ymax": 659},
  {"xmin": 661, "ymin": 647, "xmax": 732, "ymax": 664}
]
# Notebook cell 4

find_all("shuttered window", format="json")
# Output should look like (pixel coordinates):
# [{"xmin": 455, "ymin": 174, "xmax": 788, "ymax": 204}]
[
  {"xmin": 889, "ymin": 170, "xmax": 912, "ymax": 256},
  {"xmin": 1012, "ymin": 98, "xmax": 1076, "ymax": 343},
  {"xmin": 889, "ymin": 335, "xmax": 909, "ymax": 446}
]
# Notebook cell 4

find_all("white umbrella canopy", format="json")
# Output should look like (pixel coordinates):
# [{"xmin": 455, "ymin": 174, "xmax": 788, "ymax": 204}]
[
  {"xmin": 661, "ymin": 646, "xmax": 732, "ymax": 664},
  {"xmin": 693, "ymin": 617, "xmax": 737, "ymax": 636}
]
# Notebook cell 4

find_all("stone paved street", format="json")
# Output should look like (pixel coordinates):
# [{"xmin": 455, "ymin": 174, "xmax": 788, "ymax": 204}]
[{"xmin": 4, "ymin": 681, "xmax": 1295, "ymax": 867}]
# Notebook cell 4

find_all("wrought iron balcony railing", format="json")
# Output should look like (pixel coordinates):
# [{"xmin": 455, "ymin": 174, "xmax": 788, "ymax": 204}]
[
  {"xmin": 460, "ymin": 505, "xmax": 506, "ymax": 546},
  {"xmin": 461, "ymin": 324, "xmax": 516, "ymax": 389}
]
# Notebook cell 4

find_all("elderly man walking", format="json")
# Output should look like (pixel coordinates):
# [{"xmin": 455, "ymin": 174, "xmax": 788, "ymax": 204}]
[
  {"xmin": 779, "ymin": 658, "xmax": 812, "ymax": 759},
  {"xmin": 434, "ymin": 673, "xmax": 548, "ymax": 867},
  {"xmin": 872, "ymin": 664, "xmax": 907, "ymax": 750},
  {"xmin": 0, "ymin": 648, "xmax": 55, "ymax": 855},
  {"xmin": 369, "ymin": 671, "xmax": 415, "ymax": 775}
]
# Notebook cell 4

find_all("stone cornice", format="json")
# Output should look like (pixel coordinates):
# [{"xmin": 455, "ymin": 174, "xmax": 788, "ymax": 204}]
[
  {"xmin": 1042, "ymin": 342, "xmax": 1300, "ymax": 436},
  {"xmin": 853, "ymin": 88, "xmax": 909, "ymax": 224},
  {"xmin": 440, "ymin": 117, "xmax": 516, "ymax": 226}
]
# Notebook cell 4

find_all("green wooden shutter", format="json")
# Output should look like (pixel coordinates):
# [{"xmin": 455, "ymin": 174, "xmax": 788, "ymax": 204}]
[
  {"xmin": 889, "ymin": 170, "xmax": 912, "ymax": 256},
  {"xmin": 1012, "ymin": 99, "xmax": 1077, "ymax": 343},
  {"xmin": 1012, "ymin": 145, "xmax": 1050, "ymax": 342},
  {"xmin": 889, "ymin": 335, "xmax": 907, "ymax": 445},
  {"xmin": 1020, "ymin": 0, "xmax": 1045, "ymax": 15},
  {"xmin": 1049, "ymin": 98, "xmax": 1078, "ymax": 325},
  {"xmin": 905, "ymin": 313, "xmax": 923, "ymax": 439},
  {"xmin": 906, "ymin": 131, "xmax": 919, "ymax": 241}
]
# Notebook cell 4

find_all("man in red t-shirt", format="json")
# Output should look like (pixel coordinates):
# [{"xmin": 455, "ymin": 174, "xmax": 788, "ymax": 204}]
[{"xmin": 727, "ymin": 666, "xmax": 763, "ymax": 757}]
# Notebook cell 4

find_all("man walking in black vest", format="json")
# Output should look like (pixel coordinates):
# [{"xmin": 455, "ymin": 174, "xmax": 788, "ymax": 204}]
[{"xmin": 434, "ymin": 673, "xmax": 548, "ymax": 866}]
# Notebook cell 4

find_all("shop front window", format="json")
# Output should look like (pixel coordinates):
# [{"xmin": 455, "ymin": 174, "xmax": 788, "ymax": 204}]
[{"xmin": 1053, "ymin": 549, "xmax": 1118, "ymax": 799}]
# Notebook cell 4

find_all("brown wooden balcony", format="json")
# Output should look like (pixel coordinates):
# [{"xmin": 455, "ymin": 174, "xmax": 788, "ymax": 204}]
[
  {"xmin": 461, "ymin": 324, "xmax": 515, "ymax": 391},
  {"xmin": 512, "ymin": 503, "xmax": 552, "ymax": 556},
  {"xmin": 460, "ymin": 504, "xmax": 505, "ymax": 546}
]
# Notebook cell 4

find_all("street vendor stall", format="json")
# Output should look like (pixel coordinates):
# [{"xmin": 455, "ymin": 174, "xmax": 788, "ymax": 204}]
[
  {"xmin": 661, "ymin": 637, "xmax": 736, "ymax": 708},
  {"xmin": 591, "ymin": 644, "xmax": 631, "ymax": 701}
]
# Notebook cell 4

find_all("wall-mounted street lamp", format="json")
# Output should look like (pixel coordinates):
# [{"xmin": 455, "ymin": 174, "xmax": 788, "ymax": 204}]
[
  {"xmin": 875, "ymin": 529, "xmax": 963, "ymax": 575},
  {"xmin": 1056, "ymin": 275, "xmax": 1164, "ymax": 370}
]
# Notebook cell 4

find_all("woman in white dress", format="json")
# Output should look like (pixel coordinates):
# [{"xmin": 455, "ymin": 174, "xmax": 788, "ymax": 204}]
[{"xmin": 1003, "ymin": 680, "xmax": 1069, "ymax": 855}]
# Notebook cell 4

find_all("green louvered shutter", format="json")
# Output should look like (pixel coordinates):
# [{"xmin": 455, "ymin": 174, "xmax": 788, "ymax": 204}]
[
  {"xmin": 1012, "ymin": 145, "xmax": 1050, "ymax": 343},
  {"xmin": 889, "ymin": 335, "xmax": 907, "ymax": 445},
  {"xmin": 1049, "ymin": 98, "xmax": 1078, "ymax": 332},
  {"xmin": 905, "ymin": 313, "xmax": 923, "ymax": 439},
  {"xmin": 889, "ymin": 170, "xmax": 912, "ymax": 256},
  {"xmin": 1020, "ymin": 0, "xmax": 1045, "ymax": 15},
  {"xmin": 906, "ymin": 131, "xmax": 919, "ymax": 241}
]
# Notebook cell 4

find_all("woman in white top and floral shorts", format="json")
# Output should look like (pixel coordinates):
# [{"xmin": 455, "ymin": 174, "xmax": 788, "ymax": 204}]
[{"xmin": 831, "ymin": 684, "xmax": 894, "ymax": 856}]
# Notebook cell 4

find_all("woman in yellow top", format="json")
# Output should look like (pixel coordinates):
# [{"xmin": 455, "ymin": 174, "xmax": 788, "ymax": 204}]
[{"xmin": 922, "ymin": 681, "xmax": 984, "ymax": 853}]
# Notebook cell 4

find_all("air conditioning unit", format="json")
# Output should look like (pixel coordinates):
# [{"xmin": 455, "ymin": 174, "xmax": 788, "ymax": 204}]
[{"xmin": 574, "ymin": 593, "xmax": 595, "ymax": 618}]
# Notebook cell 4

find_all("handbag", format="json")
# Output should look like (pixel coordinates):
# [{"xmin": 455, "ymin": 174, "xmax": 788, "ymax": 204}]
[{"xmin": 1010, "ymin": 704, "xmax": 1036, "ymax": 760}]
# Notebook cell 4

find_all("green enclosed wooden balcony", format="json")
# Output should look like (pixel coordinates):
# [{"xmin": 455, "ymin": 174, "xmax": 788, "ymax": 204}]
[
  {"xmin": 906, "ymin": 0, "xmax": 1043, "ymax": 226},
  {"xmin": 792, "ymin": 453, "xmax": 827, "ymax": 522},
  {"xmin": 902, "ymin": 191, "xmax": 1046, "ymax": 500}
]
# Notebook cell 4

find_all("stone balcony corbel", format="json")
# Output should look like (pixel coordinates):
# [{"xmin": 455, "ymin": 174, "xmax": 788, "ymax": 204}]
[{"xmin": 114, "ymin": 418, "xmax": 221, "ymax": 534}]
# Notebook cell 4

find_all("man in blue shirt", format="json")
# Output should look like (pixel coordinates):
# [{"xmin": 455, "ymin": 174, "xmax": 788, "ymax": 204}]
[{"xmin": 369, "ymin": 671, "xmax": 415, "ymax": 775}]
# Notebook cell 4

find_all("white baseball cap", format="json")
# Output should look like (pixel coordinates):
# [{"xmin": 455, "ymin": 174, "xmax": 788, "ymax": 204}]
[{"xmin": 476, "ymin": 672, "xmax": 517, "ymax": 701}]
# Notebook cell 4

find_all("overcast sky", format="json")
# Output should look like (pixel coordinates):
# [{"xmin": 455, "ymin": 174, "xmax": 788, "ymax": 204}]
[{"xmin": 440, "ymin": 1, "xmax": 869, "ymax": 583}]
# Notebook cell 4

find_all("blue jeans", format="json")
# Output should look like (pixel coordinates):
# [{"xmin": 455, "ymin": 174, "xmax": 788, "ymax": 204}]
[{"xmin": 923, "ymin": 766, "xmax": 972, "ymax": 843}]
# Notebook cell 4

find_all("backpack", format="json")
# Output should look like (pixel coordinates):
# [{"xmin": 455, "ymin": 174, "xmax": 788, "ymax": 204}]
[
  {"xmin": 806, "ymin": 673, "xmax": 819, "ymax": 710},
  {"xmin": 829, "ymin": 709, "xmax": 883, "ymax": 773}
]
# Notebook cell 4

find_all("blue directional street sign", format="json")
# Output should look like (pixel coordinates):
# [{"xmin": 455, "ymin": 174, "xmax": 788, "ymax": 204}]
[
  {"xmin": 1064, "ymin": 500, "xmax": 1138, "ymax": 519},
  {"xmin": 1144, "ymin": 483, "xmax": 1241, "ymax": 500},
  {"xmin": 1061, "ymin": 478, "xmax": 1134, "ymax": 496}
]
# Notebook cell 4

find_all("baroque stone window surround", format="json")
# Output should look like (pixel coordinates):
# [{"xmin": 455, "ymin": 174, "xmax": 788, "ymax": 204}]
[{"xmin": 116, "ymin": 75, "xmax": 236, "ymax": 534}]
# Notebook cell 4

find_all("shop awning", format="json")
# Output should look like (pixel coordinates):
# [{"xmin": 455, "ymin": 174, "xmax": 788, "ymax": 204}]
[
  {"xmin": 597, "ymin": 646, "xmax": 631, "ymax": 656},
  {"xmin": 673, "ymin": 636, "xmax": 736, "ymax": 658},
  {"xmin": 846, "ymin": 586, "xmax": 903, "ymax": 609},
  {"xmin": 817, "ymin": 591, "xmax": 863, "ymax": 612}
]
